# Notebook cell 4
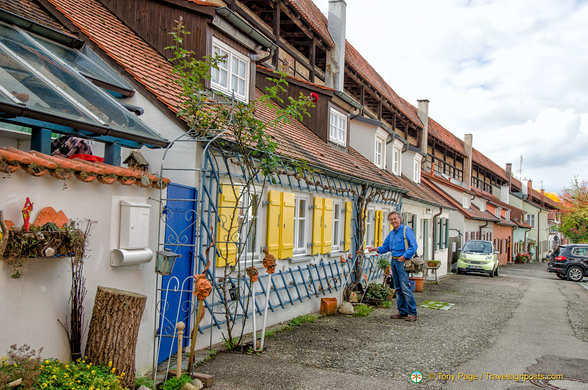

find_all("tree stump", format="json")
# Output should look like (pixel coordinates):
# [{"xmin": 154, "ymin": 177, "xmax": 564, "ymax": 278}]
[{"xmin": 85, "ymin": 286, "xmax": 146, "ymax": 388}]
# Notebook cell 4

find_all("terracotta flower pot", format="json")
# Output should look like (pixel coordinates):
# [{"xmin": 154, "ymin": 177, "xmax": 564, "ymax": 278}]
[{"xmin": 409, "ymin": 277, "xmax": 425, "ymax": 292}]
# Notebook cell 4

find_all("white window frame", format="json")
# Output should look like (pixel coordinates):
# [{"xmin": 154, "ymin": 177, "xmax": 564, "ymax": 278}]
[
  {"xmin": 374, "ymin": 137, "xmax": 385, "ymax": 168},
  {"xmin": 238, "ymin": 189, "xmax": 261, "ymax": 262},
  {"xmin": 293, "ymin": 195, "xmax": 310, "ymax": 255},
  {"xmin": 392, "ymin": 146, "xmax": 401, "ymax": 175},
  {"xmin": 329, "ymin": 108, "xmax": 347, "ymax": 146},
  {"xmin": 365, "ymin": 208, "xmax": 375, "ymax": 247},
  {"xmin": 211, "ymin": 38, "xmax": 250, "ymax": 102},
  {"xmin": 413, "ymin": 157, "xmax": 421, "ymax": 183},
  {"xmin": 332, "ymin": 200, "xmax": 344, "ymax": 251},
  {"xmin": 462, "ymin": 197, "xmax": 470, "ymax": 209},
  {"xmin": 495, "ymin": 208, "xmax": 501, "ymax": 218}
]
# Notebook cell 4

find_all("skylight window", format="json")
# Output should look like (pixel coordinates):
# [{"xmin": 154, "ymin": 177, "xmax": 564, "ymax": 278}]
[{"xmin": 0, "ymin": 22, "xmax": 165, "ymax": 148}]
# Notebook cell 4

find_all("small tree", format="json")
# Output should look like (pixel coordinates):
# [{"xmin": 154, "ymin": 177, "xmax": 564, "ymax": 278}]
[
  {"xmin": 167, "ymin": 20, "xmax": 314, "ymax": 349},
  {"xmin": 558, "ymin": 178, "xmax": 588, "ymax": 243}
]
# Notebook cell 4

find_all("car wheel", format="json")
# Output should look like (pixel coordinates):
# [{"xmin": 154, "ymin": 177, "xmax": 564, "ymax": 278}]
[
  {"xmin": 556, "ymin": 273, "xmax": 567, "ymax": 280},
  {"xmin": 494, "ymin": 266, "xmax": 499, "ymax": 276},
  {"xmin": 566, "ymin": 266, "xmax": 584, "ymax": 282},
  {"xmin": 457, "ymin": 269, "xmax": 464, "ymax": 275}
]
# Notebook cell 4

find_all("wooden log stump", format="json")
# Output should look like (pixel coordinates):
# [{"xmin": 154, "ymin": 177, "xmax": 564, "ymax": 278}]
[{"xmin": 85, "ymin": 286, "xmax": 146, "ymax": 388}]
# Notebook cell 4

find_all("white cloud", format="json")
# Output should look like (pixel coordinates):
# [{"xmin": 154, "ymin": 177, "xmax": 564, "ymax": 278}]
[{"xmin": 314, "ymin": 0, "xmax": 588, "ymax": 193}]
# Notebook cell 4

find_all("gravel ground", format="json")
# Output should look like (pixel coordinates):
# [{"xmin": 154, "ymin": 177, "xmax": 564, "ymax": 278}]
[{"xmin": 197, "ymin": 273, "xmax": 526, "ymax": 389}]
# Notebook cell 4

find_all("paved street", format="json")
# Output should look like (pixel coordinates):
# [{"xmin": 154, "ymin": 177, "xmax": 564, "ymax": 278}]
[{"xmin": 197, "ymin": 263, "xmax": 588, "ymax": 389}]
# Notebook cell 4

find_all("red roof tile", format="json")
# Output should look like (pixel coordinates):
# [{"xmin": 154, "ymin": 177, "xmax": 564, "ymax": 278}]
[
  {"xmin": 422, "ymin": 176, "xmax": 497, "ymax": 222},
  {"xmin": 286, "ymin": 0, "xmax": 334, "ymax": 48},
  {"xmin": 254, "ymin": 90, "xmax": 400, "ymax": 189},
  {"xmin": 0, "ymin": 147, "xmax": 170, "ymax": 188},
  {"xmin": 344, "ymin": 42, "xmax": 421, "ymax": 127},
  {"xmin": 46, "ymin": 0, "xmax": 183, "ymax": 115},
  {"xmin": 1, "ymin": 0, "xmax": 72, "ymax": 35}
]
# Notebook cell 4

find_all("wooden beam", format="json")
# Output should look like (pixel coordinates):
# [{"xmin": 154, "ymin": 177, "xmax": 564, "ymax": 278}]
[
  {"xmin": 309, "ymin": 37, "xmax": 316, "ymax": 82},
  {"xmin": 377, "ymin": 100, "xmax": 382, "ymax": 120},
  {"xmin": 273, "ymin": 1, "xmax": 280, "ymax": 68}
]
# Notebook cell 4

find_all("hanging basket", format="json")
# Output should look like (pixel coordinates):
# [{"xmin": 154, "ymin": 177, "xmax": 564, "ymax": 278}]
[{"xmin": 155, "ymin": 250, "xmax": 180, "ymax": 275}]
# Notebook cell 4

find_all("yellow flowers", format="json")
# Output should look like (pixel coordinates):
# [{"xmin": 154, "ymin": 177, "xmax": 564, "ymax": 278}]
[{"xmin": 108, "ymin": 361, "xmax": 113, "ymax": 367}]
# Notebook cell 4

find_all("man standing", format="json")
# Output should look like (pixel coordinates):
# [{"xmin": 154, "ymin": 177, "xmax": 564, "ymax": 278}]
[{"xmin": 367, "ymin": 211, "xmax": 418, "ymax": 321}]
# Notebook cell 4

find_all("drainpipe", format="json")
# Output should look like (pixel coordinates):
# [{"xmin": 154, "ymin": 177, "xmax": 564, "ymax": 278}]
[
  {"xmin": 536, "ymin": 209, "xmax": 541, "ymax": 262},
  {"xmin": 432, "ymin": 207, "xmax": 443, "ymax": 255}
]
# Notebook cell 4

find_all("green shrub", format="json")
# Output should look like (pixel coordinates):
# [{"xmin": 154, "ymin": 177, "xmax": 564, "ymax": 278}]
[
  {"xmin": 161, "ymin": 374, "xmax": 192, "ymax": 390},
  {"xmin": 380, "ymin": 300, "xmax": 392, "ymax": 308},
  {"xmin": 135, "ymin": 375, "xmax": 155, "ymax": 389},
  {"xmin": 353, "ymin": 304, "xmax": 373, "ymax": 317},
  {"xmin": 365, "ymin": 283, "xmax": 393, "ymax": 300}
]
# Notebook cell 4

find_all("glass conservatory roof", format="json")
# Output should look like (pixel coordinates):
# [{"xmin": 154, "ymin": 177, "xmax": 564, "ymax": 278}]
[{"xmin": 0, "ymin": 22, "xmax": 167, "ymax": 148}]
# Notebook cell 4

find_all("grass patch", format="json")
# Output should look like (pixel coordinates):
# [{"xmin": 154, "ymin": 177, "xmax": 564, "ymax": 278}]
[
  {"xmin": 286, "ymin": 314, "xmax": 318, "ymax": 329},
  {"xmin": 353, "ymin": 304, "xmax": 373, "ymax": 317},
  {"xmin": 380, "ymin": 300, "xmax": 392, "ymax": 308},
  {"xmin": 135, "ymin": 375, "xmax": 155, "ymax": 389}
]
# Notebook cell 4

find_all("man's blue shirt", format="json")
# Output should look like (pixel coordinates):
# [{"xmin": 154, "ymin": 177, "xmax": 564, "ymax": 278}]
[{"xmin": 378, "ymin": 223, "xmax": 417, "ymax": 259}]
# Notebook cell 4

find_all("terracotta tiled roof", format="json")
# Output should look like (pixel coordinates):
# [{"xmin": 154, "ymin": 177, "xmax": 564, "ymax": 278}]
[
  {"xmin": 0, "ymin": 147, "xmax": 170, "ymax": 188},
  {"xmin": 185, "ymin": 0, "xmax": 225, "ymax": 6},
  {"xmin": 427, "ymin": 117, "xmax": 466, "ymax": 156},
  {"xmin": 345, "ymin": 42, "xmax": 421, "ymax": 127},
  {"xmin": 0, "ymin": 0, "xmax": 72, "ymax": 35},
  {"xmin": 286, "ymin": 0, "xmax": 334, "ymax": 48},
  {"xmin": 46, "ymin": 0, "xmax": 183, "ymax": 115},
  {"xmin": 254, "ymin": 89, "xmax": 403, "ymax": 189},
  {"xmin": 422, "ymin": 176, "xmax": 498, "ymax": 222},
  {"xmin": 472, "ymin": 149, "xmax": 507, "ymax": 181},
  {"xmin": 397, "ymin": 175, "xmax": 454, "ymax": 210}
]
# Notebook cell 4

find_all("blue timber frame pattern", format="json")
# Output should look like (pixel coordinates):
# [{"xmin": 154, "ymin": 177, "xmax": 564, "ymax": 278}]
[{"xmin": 193, "ymin": 146, "xmax": 403, "ymax": 333}]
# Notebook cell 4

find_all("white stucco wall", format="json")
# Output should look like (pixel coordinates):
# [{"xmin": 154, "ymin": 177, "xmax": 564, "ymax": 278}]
[{"xmin": 0, "ymin": 170, "xmax": 160, "ymax": 373}]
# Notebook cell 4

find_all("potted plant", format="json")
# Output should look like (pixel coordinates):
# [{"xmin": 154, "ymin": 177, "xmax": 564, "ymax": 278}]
[
  {"xmin": 426, "ymin": 260, "xmax": 441, "ymax": 268},
  {"xmin": 363, "ymin": 282, "xmax": 394, "ymax": 306}
]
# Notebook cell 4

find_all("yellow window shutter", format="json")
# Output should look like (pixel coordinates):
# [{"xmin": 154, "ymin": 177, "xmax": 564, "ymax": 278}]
[
  {"xmin": 375, "ymin": 210, "xmax": 383, "ymax": 246},
  {"xmin": 216, "ymin": 184, "xmax": 241, "ymax": 267},
  {"xmin": 266, "ymin": 190, "xmax": 281, "ymax": 256},
  {"xmin": 280, "ymin": 192, "xmax": 295, "ymax": 259},
  {"xmin": 312, "ymin": 197, "xmax": 323, "ymax": 255},
  {"xmin": 322, "ymin": 198, "xmax": 333, "ymax": 253},
  {"xmin": 344, "ymin": 200, "xmax": 353, "ymax": 251}
]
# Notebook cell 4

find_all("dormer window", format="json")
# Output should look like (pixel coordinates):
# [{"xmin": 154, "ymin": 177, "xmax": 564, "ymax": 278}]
[
  {"xmin": 374, "ymin": 137, "xmax": 384, "ymax": 168},
  {"xmin": 462, "ymin": 197, "xmax": 470, "ymax": 209},
  {"xmin": 329, "ymin": 108, "xmax": 347, "ymax": 146},
  {"xmin": 392, "ymin": 146, "xmax": 401, "ymax": 175},
  {"xmin": 413, "ymin": 157, "xmax": 421, "ymax": 183},
  {"xmin": 495, "ymin": 208, "xmax": 501, "ymax": 218},
  {"xmin": 211, "ymin": 38, "xmax": 250, "ymax": 102}
]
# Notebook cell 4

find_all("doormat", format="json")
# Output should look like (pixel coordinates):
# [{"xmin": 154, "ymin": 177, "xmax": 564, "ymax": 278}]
[{"xmin": 419, "ymin": 300, "xmax": 455, "ymax": 310}]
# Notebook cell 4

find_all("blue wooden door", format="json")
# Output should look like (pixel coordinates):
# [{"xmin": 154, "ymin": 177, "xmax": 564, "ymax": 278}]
[{"xmin": 158, "ymin": 183, "xmax": 197, "ymax": 363}]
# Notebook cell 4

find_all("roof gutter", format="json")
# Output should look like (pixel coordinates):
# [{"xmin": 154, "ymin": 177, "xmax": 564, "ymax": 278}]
[
  {"xmin": 0, "ymin": 102, "xmax": 168, "ymax": 148},
  {"xmin": 334, "ymin": 90, "xmax": 362, "ymax": 110},
  {"xmin": 216, "ymin": 7, "xmax": 276, "ymax": 51},
  {"xmin": 0, "ymin": 9, "xmax": 84, "ymax": 48}
]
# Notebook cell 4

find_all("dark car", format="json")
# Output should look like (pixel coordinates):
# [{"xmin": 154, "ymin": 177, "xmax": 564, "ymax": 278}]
[{"xmin": 547, "ymin": 244, "xmax": 588, "ymax": 281}]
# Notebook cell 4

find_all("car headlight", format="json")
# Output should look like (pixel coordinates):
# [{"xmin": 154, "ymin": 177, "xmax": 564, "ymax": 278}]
[
  {"xmin": 461, "ymin": 254, "xmax": 467, "ymax": 259},
  {"xmin": 485, "ymin": 255, "xmax": 493, "ymax": 261}
]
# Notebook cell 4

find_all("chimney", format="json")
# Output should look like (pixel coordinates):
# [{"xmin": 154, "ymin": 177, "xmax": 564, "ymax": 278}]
[
  {"xmin": 326, "ymin": 0, "xmax": 346, "ymax": 91},
  {"xmin": 527, "ymin": 179, "xmax": 533, "ymax": 198},
  {"xmin": 505, "ymin": 163, "xmax": 512, "ymax": 190},
  {"xmin": 463, "ymin": 133, "xmax": 473, "ymax": 190},
  {"xmin": 417, "ymin": 99, "xmax": 429, "ymax": 155}
]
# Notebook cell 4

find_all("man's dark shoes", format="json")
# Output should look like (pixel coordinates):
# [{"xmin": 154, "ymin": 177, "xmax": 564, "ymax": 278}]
[
  {"xmin": 404, "ymin": 315, "xmax": 418, "ymax": 322},
  {"xmin": 390, "ymin": 313, "xmax": 408, "ymax": 319}
]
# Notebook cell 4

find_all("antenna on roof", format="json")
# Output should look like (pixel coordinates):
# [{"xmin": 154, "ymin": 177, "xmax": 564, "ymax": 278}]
[{"xmin": 518, "ymin": 155, "xmax": 523, "ymax": 177}]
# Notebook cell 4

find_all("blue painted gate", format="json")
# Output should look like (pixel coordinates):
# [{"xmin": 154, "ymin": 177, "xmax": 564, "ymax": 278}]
[{"xmin": 157, "ymin": 183, "xmax": 198, "ymax": 364}]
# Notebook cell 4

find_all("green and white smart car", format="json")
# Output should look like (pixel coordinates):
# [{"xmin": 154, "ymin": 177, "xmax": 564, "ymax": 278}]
[{"xmin": 457, "ymin": 240, "xmax": 499, "ymax": 277}]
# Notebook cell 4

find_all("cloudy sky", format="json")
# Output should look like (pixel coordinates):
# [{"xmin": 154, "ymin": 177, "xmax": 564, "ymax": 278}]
[{"xmin": 313, "ymin": 0, "xmax": 588, "ymax": 193}]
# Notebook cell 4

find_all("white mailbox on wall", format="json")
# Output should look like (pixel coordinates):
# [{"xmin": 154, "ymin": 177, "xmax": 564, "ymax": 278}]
[
  {"xmin": 111, "ymin": 200, "xmax": 153, "ymax": 267},
  {"xmin": 119, "ymin": 200, "xmax": 151, "ymax": 249}
]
